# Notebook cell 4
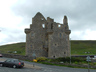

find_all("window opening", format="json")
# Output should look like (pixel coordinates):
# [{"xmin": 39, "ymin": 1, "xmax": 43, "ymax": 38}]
[
  {"xmin": 30, "ymin": 45, "xmax": 32, "ymax": 48},
  {"xmin": 31, "ymin": 34, "xmax": 34, "ymax": 37},
  {"xmin": 54, "ymin": 43, "xmax": 58, "ymax": 47},
  {"xmin": 41, "ymin": 18, "xmax": 44, "ymax": 20},
  {"xmin": 42, "ymin": 24, "xmax": 45, "ymax": 28},
  {"xmin": 51, "ymin": 23, "xmax": 53, "ymax": 29},
  {"xmin": 60, "ymin": 33, "xmax": 62, "ymax": 37},
  {"xmin": 58, "ymin": 24, "xmax": 61, "ymax": 27},
  {"xmin": 43, "ymin": 45, "xmax": 44, "ymax": 48},
  {"xmin": 53, "ymin": 56, "xmax": 55, "ymax": 58}
]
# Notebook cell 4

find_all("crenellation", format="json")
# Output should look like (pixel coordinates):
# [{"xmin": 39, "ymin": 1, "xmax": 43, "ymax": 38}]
[
  {"xmin": 47, "ymin": 17, "xmax": 54, "ymax": 22},
  {"xmin": 24, "ymin": 12, "xmax": 71, "ymax": 58}
]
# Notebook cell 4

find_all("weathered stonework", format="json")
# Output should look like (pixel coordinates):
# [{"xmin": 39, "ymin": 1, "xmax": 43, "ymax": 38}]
[{"xmin": 24, "ymin": 12, "xmax": 71, "ymax": 58}]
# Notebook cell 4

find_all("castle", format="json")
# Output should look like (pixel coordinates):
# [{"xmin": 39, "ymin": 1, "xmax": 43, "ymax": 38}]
[{"xmin": 24, "ymin": 12, "xmax": 71, "ymax": 58}]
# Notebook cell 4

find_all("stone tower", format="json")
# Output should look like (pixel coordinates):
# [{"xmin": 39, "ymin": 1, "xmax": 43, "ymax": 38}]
[{"xmin": 24, "ymin": 12, "xmax": 71, "ymax": 58}]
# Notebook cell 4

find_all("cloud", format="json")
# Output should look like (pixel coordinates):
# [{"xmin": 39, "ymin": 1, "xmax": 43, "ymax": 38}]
[
  {"xmin": 11, "ymin": 0, "xmax": 96, "ymax": 28},
  {"xmin": 0, "ymin": 0, "xmax": 96, "ymax": 45},
  {"xmin": 11, "ymin": 0, "xmax": 96, "ymax": 38},
  {"xmin": 0, "ymin": 27, "xmax": 26, "ymax": 45}
]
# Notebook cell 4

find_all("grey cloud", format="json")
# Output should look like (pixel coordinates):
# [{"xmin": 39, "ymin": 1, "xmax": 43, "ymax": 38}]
[
  {"xmin": 0, "ymin": 27, "xmax": 26, "ymax": 45},
  {"xmin": 0, "ymin": 31, "xmax": 25, "ymax": 45},
  {"xmin": 10, "ymin": 0, "xmax": 96, "ymax": 40},
  {"xmin": 12, "ymin": 1, "xmax": 96, "ymax": 22}
]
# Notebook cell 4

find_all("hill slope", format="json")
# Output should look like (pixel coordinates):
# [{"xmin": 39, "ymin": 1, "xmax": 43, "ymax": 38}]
[
  {"xmin": 71, "ymin": 40, "xmax": 96, "ymax": 55},
  {"xmin": 0, "ymin": 42, "xmax": 25, "ymax": 55},
  {"xmin": 0, "ymin": 40, "xmax": 96, "ymax": 55}
]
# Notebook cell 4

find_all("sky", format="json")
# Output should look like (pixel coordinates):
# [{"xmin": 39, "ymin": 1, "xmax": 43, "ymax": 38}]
[{"xmin": 0, "ymin": 0, "xmax": 96, "ymax": 45}]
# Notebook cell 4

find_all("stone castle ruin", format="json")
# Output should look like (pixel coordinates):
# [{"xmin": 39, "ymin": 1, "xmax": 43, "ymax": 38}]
[{"xmin": 24, "ymin": 12, "xmax": 71, "ymax": 58}]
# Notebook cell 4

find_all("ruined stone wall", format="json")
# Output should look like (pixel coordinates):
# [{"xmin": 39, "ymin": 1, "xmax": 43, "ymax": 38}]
[
  {"xmin": 25, "ymin": 12, "xmax": 48, "ymax": 57},
  {"xmin": 48, "ymin": 22, "xmax": 69, "ymax": 58},
  {"xmin": 25, "ymin": 12, "xmax": 71, "ymax": 58}
]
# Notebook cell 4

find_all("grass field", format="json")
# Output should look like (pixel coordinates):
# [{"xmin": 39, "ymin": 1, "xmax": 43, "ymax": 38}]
[
  {"xmin": 71, "ymin": 40, "xmax": 96, "ymax": 55},
  {"xmin": 0, "ymin": 42, "xmax": 25, "ymax": 55},
  {"xmin": 0, "ymin": 40, "xmax": 96, "ymax": 55}
]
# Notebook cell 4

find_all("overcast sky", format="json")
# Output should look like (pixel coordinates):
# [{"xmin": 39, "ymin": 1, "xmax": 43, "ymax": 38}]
[{"xmin": 0, "ymin": 0, "xmax": 96, "ymax": 45}]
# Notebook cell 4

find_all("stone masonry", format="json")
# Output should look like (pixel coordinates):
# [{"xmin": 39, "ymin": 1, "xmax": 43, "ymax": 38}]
[{"xmin": 24, "ymin": 12, "xmax": 71, "ymax": 58}]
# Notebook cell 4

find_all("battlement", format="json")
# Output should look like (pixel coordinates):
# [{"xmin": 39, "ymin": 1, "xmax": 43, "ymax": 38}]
[
  {"xmin": 30, "ymin": 12, "xmax": 70, "ymax": 32},
  {"xmin": 47, "ymin": 17, "xmax": 54, "ymax": 22}
]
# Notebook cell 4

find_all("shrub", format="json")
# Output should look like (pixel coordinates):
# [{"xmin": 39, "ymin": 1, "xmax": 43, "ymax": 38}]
[
  {"xmin": 74, "ymin": 61, "xmax": 78, "ymax": 64},
  {"xmin": 17, "ymin": 51, "xmax": 21, "ymax": 54},
  {"xmin": 33, "ymin": 59, "xmax": 37, "ymax": 62},
  {"xmin": 71, "ymin": 57, "xmax": 86, "ymax": 63},
  {"xmin": 54, "ymin": 57, "xmax": 70, "ymax": 62},
  {"xmin": 49, "ymin": 57, "xmax": 70, "ymax": 62},
  {"xmin": 49, "ymin": 57, "xmax": 86, "ymax": 63},
  {"xmin": 36, "ymin": 57, "xmax": 47, "ymax": 62}
]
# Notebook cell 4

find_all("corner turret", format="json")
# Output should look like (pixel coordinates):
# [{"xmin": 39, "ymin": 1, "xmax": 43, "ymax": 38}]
[
  {"xmin": 63, "ymin": 16, "xmax": 69, "ymax": 30},
  {"xmin": 63, "ymin": 16, "xmax": 68, "ymax": 24},
  {"xmin": 24, "ymin": 29, "xmax": 30, "ymax": 34},
  {"xmin": 63, "ymin": 16, "xmax": 71, "ymax": 35}
]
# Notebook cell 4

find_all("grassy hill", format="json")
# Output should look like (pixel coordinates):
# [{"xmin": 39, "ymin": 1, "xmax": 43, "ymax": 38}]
[
  {"xmin": 0, "ymin": 40, "xmax": 96, "ymax": 55},
  {"xmin": 71, "ymin": 40, "xmax": 96, "ymax": 55},
  {"xmin": 0, "ymin": 42, "xmax": 25, "ymax": 55}
]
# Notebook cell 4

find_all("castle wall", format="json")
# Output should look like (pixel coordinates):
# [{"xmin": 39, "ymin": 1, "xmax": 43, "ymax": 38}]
[
  {"xmin": 25, "ymin": 13, "xmax": 48, "ymax": 57},
  {"xmin": 25, "ymin": 12, "xmax": 71, "ymax": 58},
  {"xmin": 48, "ymin": 23, "xmax": 70, "ymax": 58}
]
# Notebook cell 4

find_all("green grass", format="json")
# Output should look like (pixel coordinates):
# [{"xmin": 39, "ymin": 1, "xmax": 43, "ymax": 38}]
[
  {"xmin": 0, "ymin": 42, "xmax": 25, "ymax": 55},
  {"xmin": 71, "ymin": 40, "xmax": 96, "ymax": 55},
  {"xmin": 36, "ymin": 57, "xmax": 96, "ymax": 69},
  {"xmin": 0, "ymin": 40, "xmax": 96, "ymax": 55}
]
